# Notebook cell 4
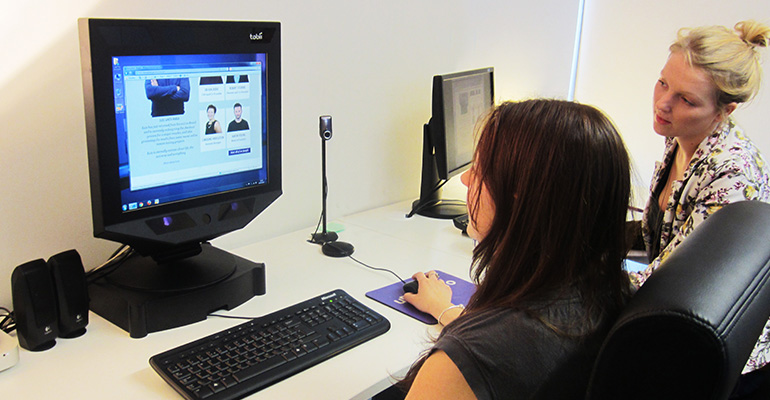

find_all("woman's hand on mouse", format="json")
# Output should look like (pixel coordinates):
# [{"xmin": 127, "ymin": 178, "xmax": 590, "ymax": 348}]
[{"xmin": 403, "ymin": 270, "xmax": 455, "ymax": 322}]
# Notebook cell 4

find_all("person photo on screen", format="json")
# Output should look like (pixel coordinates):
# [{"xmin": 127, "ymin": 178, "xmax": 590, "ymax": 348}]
[
  {"xmin": 227, "ymin": 103, "xmax": 250, "ymax": 132},
  {"xmin": 144, "ymin": 77, "xmax": 190, "ymax": 117},
  {"xmin": 204, "ymin": 104, "xmax": 222, "ymax": 134}
]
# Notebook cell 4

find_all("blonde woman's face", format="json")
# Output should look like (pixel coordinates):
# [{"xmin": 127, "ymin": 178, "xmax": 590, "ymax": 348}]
[{"xmin": 653, "ymin": 52, "xmax": 726, "ymax": 146}]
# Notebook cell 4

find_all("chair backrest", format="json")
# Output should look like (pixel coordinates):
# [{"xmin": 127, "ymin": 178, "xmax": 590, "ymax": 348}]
[{"xmin": 585, "ymin": 201, "xmax": 770, "ymax": 400}]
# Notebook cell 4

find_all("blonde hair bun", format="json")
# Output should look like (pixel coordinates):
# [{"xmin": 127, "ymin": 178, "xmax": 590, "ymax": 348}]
[{"xmin": 735, "ymin": 20, "xmax": 770, "ymax": 48}]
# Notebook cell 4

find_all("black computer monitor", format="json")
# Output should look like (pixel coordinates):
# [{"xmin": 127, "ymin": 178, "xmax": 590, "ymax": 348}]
[
  {"xmin": 78, "ymin": 18, "xmax": 282, "ymax": 337},
  {"xmin": 409, "ymin": 67, "xmax": 494, "ymax": 219}
]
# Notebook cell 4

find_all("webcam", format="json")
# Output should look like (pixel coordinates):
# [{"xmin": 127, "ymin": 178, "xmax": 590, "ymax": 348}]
[{"xmin": 320, "ymin": 115, "xmax": 332, "ymax": 140}]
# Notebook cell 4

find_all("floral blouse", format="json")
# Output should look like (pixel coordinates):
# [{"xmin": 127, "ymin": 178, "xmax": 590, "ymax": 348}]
[{"xmin": 632, "ymin": 118, "xmax": 770, "ymax": 374}]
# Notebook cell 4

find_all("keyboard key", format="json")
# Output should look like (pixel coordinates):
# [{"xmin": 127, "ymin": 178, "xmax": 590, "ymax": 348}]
[
  {"xmin": 209, "ymin": 381, "xmax": 225, "ymax": 393},
  {"xmin": 233, "ymin": 351, "xmax": 287, "ymax": 382},
  {"xmin": 194, "ymin": 386, "xmax": 213, "ymax": 399}
]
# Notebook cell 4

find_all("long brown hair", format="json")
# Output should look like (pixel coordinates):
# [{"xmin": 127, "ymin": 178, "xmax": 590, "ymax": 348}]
[
  {"xmin": 468, "ymin": 99, "xmax": 631, "ymax": 315},
  {"xmin": 398, "ymin": 99, "xmax": 632, "ymax": 391}
]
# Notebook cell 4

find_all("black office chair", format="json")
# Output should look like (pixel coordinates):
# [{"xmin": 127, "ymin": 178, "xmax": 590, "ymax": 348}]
[{"xmin": 586, "ymin": 201, "xmax": 770, "ymax": 400}]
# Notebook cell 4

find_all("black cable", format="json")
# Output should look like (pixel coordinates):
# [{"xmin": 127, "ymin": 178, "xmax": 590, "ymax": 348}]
[
  {"xmin": 308, "ymin": 211, "xmax": 324, "ymax": 243},
  {"xmin": 108, "ymin": 244, "xmax": 129, "ymax": 260},
  {"xmin": 86, "ymin": 246, "xmax": 135, "ymax": 284},
  {"xmin": 208, "ymin": 314, "xmax": 254, "ymax": 321},
  {"xmin": 205, "ymin": 251, "xmax": 408, "ymax": 323},
  {"xmin": 0, "ymin": 307, "xmax": 15, "ymax": 334},
  {"xmin": 348, "ymin": 255, "xmax": 406, "ymax": 284},
  {"xmin": 406, "ymin": 179, "xmax": 449, "ymax": 218},
  {"xmin": 86, "ymin": 246, "xmax": 124, "ymax": 278},
  {"xmin": 310, "ymin": 221, "xmax": 408, "ymax": 284}
]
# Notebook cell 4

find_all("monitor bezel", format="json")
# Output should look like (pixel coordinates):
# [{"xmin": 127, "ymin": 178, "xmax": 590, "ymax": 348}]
[{"xmin": 79, "ymin": 18, "xmax": 282, "ymax": 255}]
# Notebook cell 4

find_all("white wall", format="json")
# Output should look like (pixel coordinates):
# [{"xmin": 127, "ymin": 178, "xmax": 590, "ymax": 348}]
[
  {"xmin": 575, "ymin": 0, "xmax": 770, "ymax": 206},
  {"xmin": 0, "ymin": 1, "xmax": 579, "ymax": 308}
]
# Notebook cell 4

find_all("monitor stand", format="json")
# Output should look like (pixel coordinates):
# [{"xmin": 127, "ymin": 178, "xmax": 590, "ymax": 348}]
[
  {"xmin": 88, "ymin": 243, "xmax": 265, "ymax": 338},
  {"xmin": 410, "ymin": 198, "xmax": 467, "ymax": 219}
]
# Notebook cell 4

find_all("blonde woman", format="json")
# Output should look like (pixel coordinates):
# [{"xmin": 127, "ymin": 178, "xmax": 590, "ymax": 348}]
[{"xmin": 632, "ymin": 21, "xmax": 770, "ymax": 398}]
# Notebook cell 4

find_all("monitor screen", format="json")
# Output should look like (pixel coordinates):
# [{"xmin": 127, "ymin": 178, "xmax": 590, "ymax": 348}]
[
  {"xmin": 114, "ymin": 53, "xmax": 268, "ymax": 212},
  {"xmin": 410, "ymin": 67, "xmax": 494, "ymax": 219},
  {"xmin": 435, "ymin": 68, "xmax": 494, "ymax": 180},
  {"xmin": 80, "ymin": 19, "xmax": 282, "ymax": 257}
]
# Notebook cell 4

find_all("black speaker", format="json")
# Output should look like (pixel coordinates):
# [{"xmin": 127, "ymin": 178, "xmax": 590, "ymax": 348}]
[
  {"xmin": 48, "ymin": 250, "xmax": 89, "ymax": 338},
  {"xmin": 11, "ymin": 259, "xmax": 59, "ymax": 351}
]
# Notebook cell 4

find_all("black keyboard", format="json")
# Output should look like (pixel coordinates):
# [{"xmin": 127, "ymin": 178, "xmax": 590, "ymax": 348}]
[{"xmin": 150, "ymin": 289, "xmax": 390, "ymax": 399}]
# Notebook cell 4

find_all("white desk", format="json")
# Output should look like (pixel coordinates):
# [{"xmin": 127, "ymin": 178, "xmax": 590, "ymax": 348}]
[{"xmin": 0, "ymin": 201, "xmax": 474, "ymax": 399}]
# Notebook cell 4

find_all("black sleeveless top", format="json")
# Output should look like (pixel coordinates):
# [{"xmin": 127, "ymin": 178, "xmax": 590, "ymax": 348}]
[
  {"xmin": 647, "ymin": 161, "xmax": 672, "ymax": 263},
  {"xmin": 205, "ymin": 120, "xmax": 219, "ymax": 134},
  {"xmin": 646, "ymin": 196, "xmax": 664, "ymax": 263}
]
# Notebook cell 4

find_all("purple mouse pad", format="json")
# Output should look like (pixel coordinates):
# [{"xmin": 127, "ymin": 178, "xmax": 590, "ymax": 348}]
[{"xmin": 366, "ymin": 270, "xmax": 476, "ymax": 324}]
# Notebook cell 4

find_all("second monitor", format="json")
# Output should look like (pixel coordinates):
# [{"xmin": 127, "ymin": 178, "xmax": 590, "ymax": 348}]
[{"xmin": 410, "ymin": 67, "xmax": 494, "ymax": 219}]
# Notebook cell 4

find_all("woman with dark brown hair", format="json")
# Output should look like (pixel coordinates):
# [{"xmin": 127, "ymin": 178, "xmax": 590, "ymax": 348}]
[{"xmin": 399, "ymin": 99, "xmax": 633, "ymax": 399}]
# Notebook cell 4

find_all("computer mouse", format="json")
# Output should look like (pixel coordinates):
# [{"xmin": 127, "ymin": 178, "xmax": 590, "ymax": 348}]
[
  {"xmin": 321, "ymin": 241, "xmax": 355, "ymax": 258},
  {"xmin": 403, "ymin": 280, "xmax": 419, "ymax": 294}
]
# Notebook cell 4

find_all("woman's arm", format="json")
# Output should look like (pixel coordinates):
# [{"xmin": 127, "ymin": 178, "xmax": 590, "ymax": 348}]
[{"xmin": 405, "ymin": 350, "xmax": 476, "ymax": 400}]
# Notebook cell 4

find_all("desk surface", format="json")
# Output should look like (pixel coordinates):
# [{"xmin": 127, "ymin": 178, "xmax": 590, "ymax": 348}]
[{"xmin": 0, "ymin": 201, "xmax": 474, "ymax": 399}]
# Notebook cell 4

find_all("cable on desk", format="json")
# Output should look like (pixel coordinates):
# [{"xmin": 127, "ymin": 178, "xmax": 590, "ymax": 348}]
[
  {"xmin": 307, "ymin": 223, "xmax": 409, "ymax": 284},
  {"xmin": 205, "ymin": 256, "xmax": 409, "ymax": 325},
  {"xmin": 348, "ymin": 255, "xmax": 407, "ymax": 284},
  {"xmin": 306, "ymin": 215, "xmax": 409, "ymax": 284}
]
